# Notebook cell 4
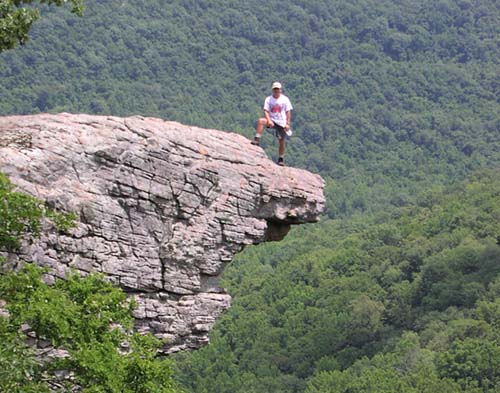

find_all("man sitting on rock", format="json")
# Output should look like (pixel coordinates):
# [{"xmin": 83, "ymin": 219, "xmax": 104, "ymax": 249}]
[{"xmin": 251, "ymin": 82, "xmax": 293, "ymax": 166}]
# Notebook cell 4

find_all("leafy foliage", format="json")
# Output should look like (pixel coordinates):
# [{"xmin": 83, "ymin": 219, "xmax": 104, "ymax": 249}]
[
  {"xmin": 1, "ymin": 265, "xmax": 179, "ymax": 392},
  {"xmin": 0, "ymin": 172, "xmax": 179, "ymax": 392},
  {"xmin": 0, "ymin": 172, "xmax": 76, "ymax": 251},
  {"xmin": 0, "ymin": 172, "xmax": 45, "ymax": 250},
  {"xmin": 0, "ymin": 316, "xmax": 50, "ymax": 393},
  {"xmin": 0, "ymin": 0, "xmax": 84, "ymax": 52}
]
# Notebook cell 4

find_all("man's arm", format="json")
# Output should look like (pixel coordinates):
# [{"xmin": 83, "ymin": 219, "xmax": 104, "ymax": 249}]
[{"xmin": 285, "ymin": 110, "xmax": 291, "ymax": 130}]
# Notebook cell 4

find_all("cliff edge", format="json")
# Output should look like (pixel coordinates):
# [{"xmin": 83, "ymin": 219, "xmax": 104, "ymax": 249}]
[{"xmin": 0, "ymin": 113, "xmax": 325, "ymax": 353}]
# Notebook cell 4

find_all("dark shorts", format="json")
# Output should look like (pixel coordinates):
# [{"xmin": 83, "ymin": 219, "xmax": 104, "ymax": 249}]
[{"xmin": 267, "ymin": 124, "xmax": 288, "ymax": 140}]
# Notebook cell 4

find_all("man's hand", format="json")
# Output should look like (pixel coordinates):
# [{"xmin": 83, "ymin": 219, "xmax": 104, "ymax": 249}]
[
  {"xmin": 267, "ymin": 120, "xmax": 275, "ymax": 128},
  {"xmin": 285, "ymin": 124, "xmax": 290, "ymax": 130}
]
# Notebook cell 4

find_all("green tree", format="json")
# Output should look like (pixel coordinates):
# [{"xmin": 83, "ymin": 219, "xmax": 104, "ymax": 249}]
[
  {"xmin": 0, "ymin": 172, "xmax": 179, "ymax": 392},
  {"xmin": 0, "ymin": 0, "xmax": 84, "ymax": 52},
  {"xmin": 437, "ymin": 339, "xmax": 500, "ymax": 391}
]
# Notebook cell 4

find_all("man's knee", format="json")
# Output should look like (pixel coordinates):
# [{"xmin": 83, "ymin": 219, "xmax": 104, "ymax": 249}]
[{"xmin": 257, "ymin": 118, "xmax": 267, "ymax": 125}]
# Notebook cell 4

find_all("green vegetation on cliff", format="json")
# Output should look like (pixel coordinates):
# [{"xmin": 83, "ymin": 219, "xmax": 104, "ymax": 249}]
[{"xmin": 0, "ymin": 173, "xmax": 179, "ymax": 392}]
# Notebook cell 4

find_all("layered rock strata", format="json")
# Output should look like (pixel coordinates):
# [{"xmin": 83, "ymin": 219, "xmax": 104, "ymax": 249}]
[{"xmin": 0, "ymin": 113, "xmax": 325, "ymax": 352}]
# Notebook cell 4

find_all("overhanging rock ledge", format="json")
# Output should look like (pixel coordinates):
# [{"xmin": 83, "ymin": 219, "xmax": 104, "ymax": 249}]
[{"xmin": 0, "ymin": 113, "xmax": 325, "ymax": 353}]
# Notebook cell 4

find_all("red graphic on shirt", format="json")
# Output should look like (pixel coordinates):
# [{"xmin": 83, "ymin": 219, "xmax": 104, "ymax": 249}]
[{"xmin": 270, "ymin": 104, "xmax": 282, "ymax": 113}]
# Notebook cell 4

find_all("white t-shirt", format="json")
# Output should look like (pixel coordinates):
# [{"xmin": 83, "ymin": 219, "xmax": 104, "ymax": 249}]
[{"xmin": 264, "ymin": 94, "xmax": 293, "ymax": 127}]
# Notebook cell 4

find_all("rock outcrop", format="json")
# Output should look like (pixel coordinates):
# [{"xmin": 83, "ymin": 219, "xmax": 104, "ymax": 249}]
[{"xmin": 0, "ymin": 113, "xmax": 325, "ymax": 352}]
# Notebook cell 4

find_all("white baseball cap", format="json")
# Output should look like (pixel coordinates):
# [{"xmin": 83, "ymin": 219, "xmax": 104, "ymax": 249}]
[{"xmin": 272, "ymin": 82, "xmax": 282, "ymax": 90}]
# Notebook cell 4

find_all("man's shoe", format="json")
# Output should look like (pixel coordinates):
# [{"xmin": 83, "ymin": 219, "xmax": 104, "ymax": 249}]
[
  {"xmin": 251, "ymin": 137, "xmax": 260, "ymax": 146},
  {"xmin": 277, "ymin": 157, "xmax": 285, "ymax": 166}
]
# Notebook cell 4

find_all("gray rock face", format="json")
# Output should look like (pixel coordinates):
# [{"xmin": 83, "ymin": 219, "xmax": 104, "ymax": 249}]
[{"xmin": 0, "ymin": 113, "xmax": 325, "ymax": 352}]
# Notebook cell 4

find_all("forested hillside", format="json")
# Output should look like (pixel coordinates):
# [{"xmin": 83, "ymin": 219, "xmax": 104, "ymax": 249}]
[
  {"xmin": 1, "ymin": 0, "xmax": 500, "ymax": 392},
  {"xmin": 0, "ymin": 0, "xmax": 499, "ymax": 216},
  {"xmin": 174, "ymin": 172, "xmax": 500, "ymax": 392}
]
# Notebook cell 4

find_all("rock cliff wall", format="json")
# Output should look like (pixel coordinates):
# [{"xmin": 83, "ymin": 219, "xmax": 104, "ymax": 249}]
[{"xmin": 0, "ymin": 113, "xmax": 325, "ymax": 352}]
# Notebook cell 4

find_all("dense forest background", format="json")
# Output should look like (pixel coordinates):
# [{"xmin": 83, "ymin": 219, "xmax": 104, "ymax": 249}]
[
  {"xmin": 1, "ymin": 0, "xmax": 499, "ymax": 217},
  {"xmin": 175, "ymin": 171, "xmax": 500, "ymax": 392},
  {"xmin": 1, "ymin": 0, "xmax": 499, "ymax": 391}
]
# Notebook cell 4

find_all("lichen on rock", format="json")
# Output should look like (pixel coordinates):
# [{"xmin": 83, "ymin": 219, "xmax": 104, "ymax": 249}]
[{"xmin": 0, "ymin": 113, "xmax": 325, "ymax": 353}]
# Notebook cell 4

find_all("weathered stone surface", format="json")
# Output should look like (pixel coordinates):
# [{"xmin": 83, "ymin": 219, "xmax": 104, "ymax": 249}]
[{"xmin": 0, "ymin": 113, "xmax": 325, "ymax": 353}]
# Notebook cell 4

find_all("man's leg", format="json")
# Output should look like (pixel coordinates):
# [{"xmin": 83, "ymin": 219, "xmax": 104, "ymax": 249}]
[
  {"xmin": 278, "ymin": 138, "xmax": 285, "ymax": 157},
  {"xmin": 252, "ymin": 118, "xmax": 267, "ymax": 145},
  {"xmin": 278, "ymin": 138, "xmax": 285, "ymax": 166}
]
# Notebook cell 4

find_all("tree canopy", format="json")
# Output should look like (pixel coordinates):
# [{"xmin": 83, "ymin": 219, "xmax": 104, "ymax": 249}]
[
  {"xmin": 174, "ymin": 171, "xmax": 500, "ymax": 392},
  {"xmin": 0, "ymin": 0, "xmax": 498, "ymax": 217}
]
